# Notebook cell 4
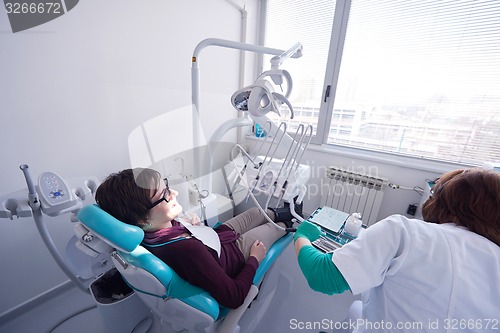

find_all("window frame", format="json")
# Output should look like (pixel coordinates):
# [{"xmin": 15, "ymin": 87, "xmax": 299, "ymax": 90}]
[{"xmin": 313, "ymin": 0, "xmax": 351, "ymax": 146}]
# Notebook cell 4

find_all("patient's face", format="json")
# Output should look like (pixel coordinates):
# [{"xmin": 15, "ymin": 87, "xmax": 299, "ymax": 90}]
[{"xmin": 148, "ymin": 179, "xmax": 183, "ymax": 229}]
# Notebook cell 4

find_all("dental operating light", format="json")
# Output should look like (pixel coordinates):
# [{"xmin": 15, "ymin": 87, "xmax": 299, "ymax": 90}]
[
  {"xmin": 230, "ymin": 42, "xmax": 302, "ymax": 119},
  {"xmin": 230, "ymin": 73, "xmax": 294, "ymax": 118}
]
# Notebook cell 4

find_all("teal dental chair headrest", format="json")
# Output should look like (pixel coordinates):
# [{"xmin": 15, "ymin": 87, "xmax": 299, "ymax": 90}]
[{"xmin": 77, "ymin": 204, "xmax": 144, "ymax": 253}]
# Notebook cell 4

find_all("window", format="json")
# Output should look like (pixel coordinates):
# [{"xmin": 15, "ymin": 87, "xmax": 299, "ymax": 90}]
[{"xmin": 263, "ymin": 0, "xmax": 500, "ymax": 165}]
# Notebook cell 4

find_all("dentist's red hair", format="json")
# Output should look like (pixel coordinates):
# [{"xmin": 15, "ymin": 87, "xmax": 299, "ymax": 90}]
[{"xmin": 422, "ymin": 168, "xmax": 500, "ymax": 246}]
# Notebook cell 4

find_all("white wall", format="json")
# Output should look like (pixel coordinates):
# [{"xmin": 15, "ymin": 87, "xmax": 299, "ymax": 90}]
[{"xmin": 0, "ymin": 0, "xmax": 260, "ymax": 316}]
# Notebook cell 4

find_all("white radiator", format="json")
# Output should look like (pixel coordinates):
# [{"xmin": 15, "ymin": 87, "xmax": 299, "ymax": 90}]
[{"xmin": 321, "ymin": 167, "xmax": 388, "ymax": 226}]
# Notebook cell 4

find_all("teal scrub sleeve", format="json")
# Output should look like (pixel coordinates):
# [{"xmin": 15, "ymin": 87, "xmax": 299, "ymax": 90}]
[
  {"xmin": 294, "ymin": 221, "xmax": 322, "ymax": 242},
  {"xmin": 297, "ymin": 245, "xmax": 350, "ymax": 295}
]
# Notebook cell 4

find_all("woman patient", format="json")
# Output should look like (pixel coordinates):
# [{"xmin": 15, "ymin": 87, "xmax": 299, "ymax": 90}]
[{"xmin": 95, "ymin": 167, "xmax": 294, "ymax": 309}]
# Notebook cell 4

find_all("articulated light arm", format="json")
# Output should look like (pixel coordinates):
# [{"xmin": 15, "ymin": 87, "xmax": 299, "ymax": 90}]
[
  {"xmin": 270, "ymin": 42, "xmax": 303, "ymax": 70},
  {"xmin": 191, "ymin": 38, "xmax": 302, "ymax": 116}
]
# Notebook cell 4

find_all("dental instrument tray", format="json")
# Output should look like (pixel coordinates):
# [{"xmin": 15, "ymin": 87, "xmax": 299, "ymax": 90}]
[
  {"xmin": 307, "ymin": 206, "xmax": 355, "ymax": 253},
  {"xmin": 311, "ymin": 233, "xmax": 354, "ymax": 253}
]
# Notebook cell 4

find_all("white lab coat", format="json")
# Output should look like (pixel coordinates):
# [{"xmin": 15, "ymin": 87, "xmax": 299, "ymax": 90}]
[{"xmin": 332, "ymin": 215, "xmax": 500, "ymax": 333}]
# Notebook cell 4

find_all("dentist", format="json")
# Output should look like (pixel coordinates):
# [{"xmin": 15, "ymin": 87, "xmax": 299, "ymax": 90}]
[{"xmin": 294, "ymin": 168, "xmax": 500, "ymax": 332}]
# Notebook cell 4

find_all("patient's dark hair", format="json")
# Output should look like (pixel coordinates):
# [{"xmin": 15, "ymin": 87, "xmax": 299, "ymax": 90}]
[
  {"xmin": 422, "ymin": 168, "xmax": 500, "ymax": 246},
  {"xmin": 95, "ymin": 168, "xmax": 162, "ymax": 227}
]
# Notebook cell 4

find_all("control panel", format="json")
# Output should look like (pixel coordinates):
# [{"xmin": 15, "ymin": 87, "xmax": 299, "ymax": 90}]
[{"xmin": 37, "ymin": 171, "xmax": 81, "ymax": 216}]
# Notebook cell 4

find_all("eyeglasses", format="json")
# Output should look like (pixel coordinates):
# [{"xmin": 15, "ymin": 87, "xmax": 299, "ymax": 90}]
[
  {"xmin": 429, "ymin": 170, "xmax": 467, "ymax": 196},
  {"xmin": 150, "ymin": 178, "xmax": 170, "ymax": 209},
  {"xmin": 430, "ymin": 177, "xmax": 447, "ymax": 195}
]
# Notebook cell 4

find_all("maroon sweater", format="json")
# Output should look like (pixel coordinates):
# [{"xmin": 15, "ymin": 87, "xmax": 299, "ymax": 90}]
[{"xmin": 142, "ymin": 221, "xmax": 259, "ymax": 309}]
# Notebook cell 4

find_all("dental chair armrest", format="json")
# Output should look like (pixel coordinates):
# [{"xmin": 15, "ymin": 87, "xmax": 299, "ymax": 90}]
[
  {"xmin": 253, "ymin": 233, "xmax": 293, "ymax": 285},
  {"xmin": 218, "ymin": 285, "xmax": 259, "ymax": 333}
]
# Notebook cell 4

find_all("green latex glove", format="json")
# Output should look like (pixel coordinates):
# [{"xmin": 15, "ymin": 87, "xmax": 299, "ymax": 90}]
[
  {"xmin": 297, "ymin": 245, "xmax": 350, "ymax": 295},
  {"xmin": 294, "ymin": 221, "xmax": 322, "ymax": 242}
]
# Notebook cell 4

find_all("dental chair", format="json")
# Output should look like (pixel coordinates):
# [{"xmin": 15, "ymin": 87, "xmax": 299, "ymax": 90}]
[{"xmin": 76, "ymin": 204, "xmax": 293, "ymax": 333}]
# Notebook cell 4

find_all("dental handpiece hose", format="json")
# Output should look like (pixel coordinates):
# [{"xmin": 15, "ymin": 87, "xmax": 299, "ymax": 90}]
[{"xmin": 20, "ymin": 164, "xmax": 40, "ymax": 209}]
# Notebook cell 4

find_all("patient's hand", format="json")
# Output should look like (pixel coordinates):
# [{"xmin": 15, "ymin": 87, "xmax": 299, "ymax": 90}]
[
  {"xmin": 187, "ymin": 212, "xmax": 201, "ymax": 226},
  {"xmin": 185, "ymin": 212, "xmax": 201, "ymax": 225},
  {"xmin": 250, "ymin": 240, "xmax": 267, "ymax": 263}
]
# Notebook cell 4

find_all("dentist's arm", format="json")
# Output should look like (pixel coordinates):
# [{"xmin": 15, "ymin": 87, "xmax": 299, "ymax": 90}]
[{"xmin": 294, "ymin": 222, "xmax": 351, "ymax": 295}]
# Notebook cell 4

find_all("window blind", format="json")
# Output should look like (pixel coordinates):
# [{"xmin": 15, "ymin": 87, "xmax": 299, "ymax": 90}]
[
  {"xmin": 264, "ymin": 0, "xmax": 336, "ymax": 134},
  {"xmin": 264, "ymin": 0, "xmax": 500, "ymax": 165},
  {"xmin": 329, "ymin": 0, "xmax": 500, "ymax": 165}
]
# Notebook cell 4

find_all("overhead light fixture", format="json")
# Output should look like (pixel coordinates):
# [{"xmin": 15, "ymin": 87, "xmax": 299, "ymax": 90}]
[{"xmin": 231, "ymin": 43, "xmax": 302, "ymax": 119}]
